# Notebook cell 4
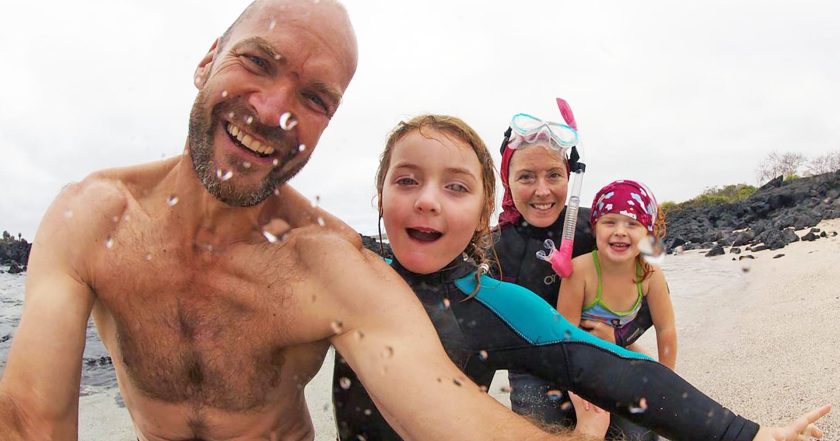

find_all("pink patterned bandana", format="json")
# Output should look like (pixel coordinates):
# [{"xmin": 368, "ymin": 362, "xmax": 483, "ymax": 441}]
[{"xmin": 590, "ymin": 180, "xmax": 658, "ymax": 232}]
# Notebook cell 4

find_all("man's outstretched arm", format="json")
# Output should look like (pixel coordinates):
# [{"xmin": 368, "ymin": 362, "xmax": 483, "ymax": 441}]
[
  {"xmin": 298, "ymin": 235, "xmax": 592, "ymax": 441},
  {"xmin": 0, "ymin": 179, "xmax": 114, "ymax": 439}
]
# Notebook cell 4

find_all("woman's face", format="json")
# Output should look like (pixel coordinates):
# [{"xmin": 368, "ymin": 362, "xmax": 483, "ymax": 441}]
[
  {"xmin": 508, "ymin": 145, "xmax": 568, "ymax": 227},
  {"xmin": 381, "ymin": 129, "xmax": 485, "ymax": 274}
]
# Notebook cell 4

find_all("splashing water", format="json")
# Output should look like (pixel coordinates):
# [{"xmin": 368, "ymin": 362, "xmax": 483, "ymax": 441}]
[
  {"xmin": 262, "ymin": 230, "xmax": 279, "ymax": 243},
  {"xmin": 279, "ymin": 112, "xmax": 298, "ymax": 130},
  {"xmin": 167, "ymin": 195, "xmax": 179, "ymax": 207},
  {"xmin": 311, "ymin": 195, "xmax": 321, "ymax": 208},
  {"xmin": 216, "ymin": 169, "xmax": 234, "ymax": 181},
  {"xmin": 478, "ymin": 350, "xmax": 488, "ymax": 360},
  {"xmin": 338, "ymin": 377, "xmax": 352, "ymax": 390},
  {"xmin": 639, "ymin": 236, "xmax": 666, "ymax": 265},
  {"xmin": 105, "ymin": 236, "xmax": 114, "ymax": 249}
]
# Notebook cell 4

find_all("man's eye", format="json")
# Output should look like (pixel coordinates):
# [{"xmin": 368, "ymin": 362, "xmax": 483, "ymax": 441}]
[
  {"xmin": 245, "ymin": 55, "xmax": 270, "ymax": 71},
  {"xmin": 302, "ymin": 92, "xmax": 330, "ymax": 114}
]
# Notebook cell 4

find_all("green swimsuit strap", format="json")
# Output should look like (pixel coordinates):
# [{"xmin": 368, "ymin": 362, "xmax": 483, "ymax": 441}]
[{"xmin": 584, "ymin": 250, "xmax": 644, "ymax": 315}]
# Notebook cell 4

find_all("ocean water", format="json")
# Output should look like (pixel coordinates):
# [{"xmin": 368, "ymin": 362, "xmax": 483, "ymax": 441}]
[{"xmin": 0, "ymin": 267, "xmax": 117, "ymax": 395}]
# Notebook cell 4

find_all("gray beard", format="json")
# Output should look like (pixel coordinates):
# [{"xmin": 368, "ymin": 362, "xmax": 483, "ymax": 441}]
[{"xmin": 187, "ymin": 91, "xmax": 308, "ymax": 207}]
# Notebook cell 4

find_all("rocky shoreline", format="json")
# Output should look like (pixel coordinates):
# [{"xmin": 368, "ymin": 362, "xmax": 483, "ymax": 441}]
[
  {"xmin": 663, "ymin": 171, "xmax": 840, "ymax": 257},
  {"xmin": 0, "ymin": 231, "xmax": 30, "ymax": 274}
]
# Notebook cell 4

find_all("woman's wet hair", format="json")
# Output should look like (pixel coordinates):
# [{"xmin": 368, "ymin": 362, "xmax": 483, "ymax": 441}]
[{"xmin": 375, "ymin": 114, "xmax": 496, "ymax": 285}]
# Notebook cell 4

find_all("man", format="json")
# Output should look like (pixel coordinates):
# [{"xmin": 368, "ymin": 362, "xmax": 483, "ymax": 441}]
[
  {"xmin": 0, "ymin": 1, "xmax": 582, "ymax": 439},
  {"xmin": 0, "ymin": 1, "xmax": 829, "ymax": 440}
]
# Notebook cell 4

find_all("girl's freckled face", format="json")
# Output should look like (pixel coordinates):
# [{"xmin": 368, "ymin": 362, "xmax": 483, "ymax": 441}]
[{"xmin": 381, "ymin": 129, "xmax": 485, "ymax": 274}]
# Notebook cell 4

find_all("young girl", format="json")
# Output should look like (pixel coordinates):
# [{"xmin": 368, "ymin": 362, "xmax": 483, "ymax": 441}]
[
  {"xmin": 330, "ymin": 114, "xmax": 827, "ymax": 441},
  {"xmin": 558, "ymin": 179, "xmax": 676, "ymax": 370}
]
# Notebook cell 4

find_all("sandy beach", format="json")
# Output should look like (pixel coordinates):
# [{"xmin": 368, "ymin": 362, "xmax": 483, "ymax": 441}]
[{"xmin": 76, "ymin": 220, "xmax": 840, "ymax": 440}]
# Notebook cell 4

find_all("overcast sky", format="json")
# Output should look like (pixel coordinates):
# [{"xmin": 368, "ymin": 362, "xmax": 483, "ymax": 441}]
[{"xmin": 2, "ymin": 0, "xmax": 839, "ymax": 240}]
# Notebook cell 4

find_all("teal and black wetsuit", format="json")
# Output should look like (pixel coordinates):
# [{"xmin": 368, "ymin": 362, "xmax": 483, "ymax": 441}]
[
  {"xmin": 332, "ymin": 256, "xmax": 759, "ymax": 441},
  {"xmin": 493, "ymin": 207, "xmax": 656, "ymax": 439}
]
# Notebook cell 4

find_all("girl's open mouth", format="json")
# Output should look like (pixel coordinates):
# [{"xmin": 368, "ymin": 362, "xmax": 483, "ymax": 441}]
[{"xmin": 407, "ymin": 228, "xmax": 443, "ymax": 242}]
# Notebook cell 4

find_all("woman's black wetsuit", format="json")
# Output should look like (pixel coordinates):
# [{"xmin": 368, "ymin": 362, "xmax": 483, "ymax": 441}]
[
  {"xmin": 493, "ymin": 207, "xmax": 655, "ymax": 439},
  {"xmin": 332, "ymin": 255, "xmax": 759, "ymax": 441}
]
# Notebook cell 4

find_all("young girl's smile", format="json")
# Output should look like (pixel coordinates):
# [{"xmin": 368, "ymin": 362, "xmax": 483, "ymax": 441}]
[
  {"xmin": 381, "ymin": 129, "xmax": 485, "ymax": 274},
  {"xmin": 594, "ymin": 213, "xmax": 647, "ymax": 263}
]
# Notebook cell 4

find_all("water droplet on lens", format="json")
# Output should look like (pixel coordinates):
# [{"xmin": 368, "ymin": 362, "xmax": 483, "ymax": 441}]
[
  {"xmin": 629, "ymin": 397, "xmax": 648, "ymax": 414},
  {"xmin": 362, "ymin": 409, "xmax": 372, "ymax": 416},
  {"xmin": 274, "ymin": 188, "xmax": 281, "ymax": 196},
  {"xmin": 272, "ymin": 158, "xmax": 280, "ymax": 167},
  {"xmin": 279, "ymin": 112, "xmax": 298, "ymax": 130},
  {"xmin": 145, "ymin": 253, "xmax": 153, "ymax": 261},
  {"xmin": 339, "ymin": 377, "xmax": 352, "ymax": 390},
  {"xmin": 546, "ymin": 389, "xmax": 563, "ymax": 401},
  {"xmin": 64, "ymin": 210, "xmax": 74, "ymax": 219},
  {"xmin": 228, "ymin": 112, "xmax": 235, "ymax": 119},
  {"xmin": 331, "ymin": 320, "xmax": 344, "ymax": 334},
  {"xmin": 245, "ymin": 115, "xmax": 254, "ymax": 125},
  {"xmin": 243, "ymin": 161, "xmax": 252, "ymax": 169},
  {"xmin": 381, "ymin": 346, "xmax": 394, "ymax": 359},
  {"xmin": 221, "ymin": 90, "xmax": 228, "ymax": 98},
  {"xmin": 216, "ymin": 169, "xmax": 233, "ymax": 181},
  {"xmin": 478, "ymin": 350, "xmax": 488, "ymax": 360},
  {"xmin": 499, "ymin": 385, "xmax": 512, "ymax": 393},
  {"xmin": 105, "ymin": 236, "xmax": 114, "ymax": 249},
  {"xmin": 317, "ymin": 217, "xmax": 325, "ymax": 227},
  {"xmin": 167, "ymin": 195, "xmax": 179, "ymax": 206},
  {"xmin": 298, "ymin": 144, "xmax": 306, "ymax": 152},
  {"xmin": 442, "ymin": 298, "xmax": 451, "ymax": 309},
  {"xmin": 262, "ymin": 230, "xmax": 278, "ymax": 243},
  {"xmin": 268, "ymin": 19, "xmax": 276, "ymax": 30},
  {"xmin": 560, "ymin": 400, "xmax": 573, "ymax": 411}
]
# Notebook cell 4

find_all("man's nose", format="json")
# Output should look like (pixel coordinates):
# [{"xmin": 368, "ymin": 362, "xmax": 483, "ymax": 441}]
[{"xmin": 247, "ymin": 82, "xmax": 297, "ymax": 129}]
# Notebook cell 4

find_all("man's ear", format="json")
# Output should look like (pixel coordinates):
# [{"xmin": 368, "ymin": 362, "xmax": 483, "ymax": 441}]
[{"xmin": 194, "ymin": 38, "xmax": 220, "ymax": 89}]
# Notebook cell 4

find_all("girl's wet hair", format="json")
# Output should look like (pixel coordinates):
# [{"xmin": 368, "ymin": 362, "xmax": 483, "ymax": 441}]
[{"xmin": 375, "ymin": 114, "xmax": 496, "ymax": 285}]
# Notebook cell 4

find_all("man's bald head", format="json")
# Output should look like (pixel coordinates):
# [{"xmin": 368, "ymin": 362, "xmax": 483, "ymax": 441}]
[{"xmin": 217, "ymin": 0, "xmax": 357, "ymax": 74}]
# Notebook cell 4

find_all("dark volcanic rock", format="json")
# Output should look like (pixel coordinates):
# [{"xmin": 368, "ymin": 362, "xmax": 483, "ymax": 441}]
[
  {"xmin": 705, "ymin": 245, "xmax": 725, "ymax": 257},
  {"xmin": 802, "ymin": 232, "xmax": 819, "ymax": 241},
  {"xmin": 7, "ymin": 262, "xmax": 24, "ymax": 274},
  {"xmin": 730, "ymin": 247, "xmax": 742, "ymax": 254},
  {"xmin": 0, "ymin": 231, "xmax": 30, "ymax": 268},
  {"xmin": 665, "ymin": 171, "xmax": 840, "ymax": 253},
  {"xmin": 773, "ymin": 254, "xmax": 785, "ymax": 259}
]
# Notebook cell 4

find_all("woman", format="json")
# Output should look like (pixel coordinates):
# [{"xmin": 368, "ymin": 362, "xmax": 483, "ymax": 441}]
[{"xmin": 492, "ymin": 102, "xmax": 656, "ymax": 439}]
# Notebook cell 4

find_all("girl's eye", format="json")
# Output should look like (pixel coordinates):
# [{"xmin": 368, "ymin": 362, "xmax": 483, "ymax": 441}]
[
  {"xmin": 447, "ymin": 183, "xmax": 468, "ymax": 193},
  {"xmin": 395, "ymin": 177, "xmax": 417, "ymax": 186}
]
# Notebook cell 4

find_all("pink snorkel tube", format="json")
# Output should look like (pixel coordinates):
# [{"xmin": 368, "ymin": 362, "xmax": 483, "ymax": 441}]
[{"xmin": 535, "ymin": 98, "xmax": 586, "ymax": 278}]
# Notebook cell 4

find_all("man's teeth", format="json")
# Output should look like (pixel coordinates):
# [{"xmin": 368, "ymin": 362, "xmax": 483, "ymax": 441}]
[{"xmin": 227, "ymin": 123, "xmax": 275, "ymax": 155}]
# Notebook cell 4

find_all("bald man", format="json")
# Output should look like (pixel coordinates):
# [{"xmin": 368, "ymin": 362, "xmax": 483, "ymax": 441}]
[
  {"xmin": 0, "ymin": 1, "xmax": 583, "ymax": 440},
  {"xmin": 0, "ymin": 1, "xmax": 829, "ymax": 440}
]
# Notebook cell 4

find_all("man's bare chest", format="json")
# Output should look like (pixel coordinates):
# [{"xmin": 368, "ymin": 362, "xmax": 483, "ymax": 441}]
[{"xmin": 90, "ymin": 221, "xmax": 325, "ymax": 410}]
